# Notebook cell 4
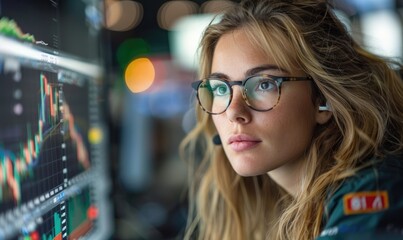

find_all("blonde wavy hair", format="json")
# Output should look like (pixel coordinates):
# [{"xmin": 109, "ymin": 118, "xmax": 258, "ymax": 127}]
[{"xmin": 180, "ymin": 0, "xmax": 403, "ymax": 239}]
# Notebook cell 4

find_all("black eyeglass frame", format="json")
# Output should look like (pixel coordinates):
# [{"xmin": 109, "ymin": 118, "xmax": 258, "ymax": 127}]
[{"xmin": 191, "ymin": 74, "xmax": 313, "ymax": 115}]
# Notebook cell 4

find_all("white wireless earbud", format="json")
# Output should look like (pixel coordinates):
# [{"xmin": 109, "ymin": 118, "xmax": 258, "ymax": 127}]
[{"xmin": 319, "ymin": 102, "xmax": 332, "ymax": 111}]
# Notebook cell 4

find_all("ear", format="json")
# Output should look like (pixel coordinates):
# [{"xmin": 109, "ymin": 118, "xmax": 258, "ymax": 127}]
[{"xmin": 315, "ymin": 101, "xmax": 333, "ymax": 124}]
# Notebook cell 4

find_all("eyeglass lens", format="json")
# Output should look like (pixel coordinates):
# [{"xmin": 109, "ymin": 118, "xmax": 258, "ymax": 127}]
[{"xmin": 197, "ymin": 76, "xmax": 280, "ymax": 114}]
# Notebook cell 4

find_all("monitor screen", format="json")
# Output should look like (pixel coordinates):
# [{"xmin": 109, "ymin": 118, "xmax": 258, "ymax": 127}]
[{"xmin": 0, "ymin": 0, "xmax": 113, "ymax": 239}]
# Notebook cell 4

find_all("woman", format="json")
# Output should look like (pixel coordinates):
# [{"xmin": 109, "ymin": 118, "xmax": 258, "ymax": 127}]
[{"xmin": 180, "ymin": 0, "xmax": 403, "ymax": 239}]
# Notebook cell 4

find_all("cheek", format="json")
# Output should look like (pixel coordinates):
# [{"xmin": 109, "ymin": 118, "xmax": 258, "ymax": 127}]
[
  {"xmin": 269, "ymin": 95, "xmax": 317, "ymax": 149},
  {"xmin": 278, "ymin": 84, "xmax": 317, "ymax": 126},
  {"xmin": 212, "ymin": 115, "xmax": 223, "ymax": 133}
]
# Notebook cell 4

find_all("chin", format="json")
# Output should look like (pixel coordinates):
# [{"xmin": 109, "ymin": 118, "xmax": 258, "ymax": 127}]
[
  {"xmin": 229, "ymin": 158, "xmax": 279, "ymax": 177},
  {"xmin": 232, "ymin": 166, "xmax": 268, "ymax": 177},
  {"xmin": 227, "ymin": 153, "xmax": 277, "ymax": 176}
]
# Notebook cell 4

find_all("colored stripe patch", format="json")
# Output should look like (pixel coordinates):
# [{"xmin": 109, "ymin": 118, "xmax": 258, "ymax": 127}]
[{"xmin": 343, "ymin": 191, "xmax": 389, "ymax": 215}]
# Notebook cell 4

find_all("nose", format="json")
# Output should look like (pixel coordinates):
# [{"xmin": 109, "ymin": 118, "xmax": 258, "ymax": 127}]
[{"xmin": 225, "ymin": 87, "xmax": 251, "ymax": 124}]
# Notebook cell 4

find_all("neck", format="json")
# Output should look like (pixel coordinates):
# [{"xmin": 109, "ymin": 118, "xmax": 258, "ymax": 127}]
[{"xmin": 267, "ymin": 157, "xmax": 305, "ymax": 197}]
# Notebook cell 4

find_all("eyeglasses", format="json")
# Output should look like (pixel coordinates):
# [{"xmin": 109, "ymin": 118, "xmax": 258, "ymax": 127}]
[{"xmin": 191, "ymin": 74, "xmax": 312, "ymax": 115}]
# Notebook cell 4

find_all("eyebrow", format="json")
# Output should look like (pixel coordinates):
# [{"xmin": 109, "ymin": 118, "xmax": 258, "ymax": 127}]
[
  {"xmin": 209, "ymin": 64, "xmax": 290, "ymax": 80},
  {"xmin": 246, "ymin": 64, "xmax": 289, "ymax": 76}
]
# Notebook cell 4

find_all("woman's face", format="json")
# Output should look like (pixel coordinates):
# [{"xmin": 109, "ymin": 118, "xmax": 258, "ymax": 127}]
[{"xmin": 211, "ymin": 29, "xmax": 328, "ymax": 180}]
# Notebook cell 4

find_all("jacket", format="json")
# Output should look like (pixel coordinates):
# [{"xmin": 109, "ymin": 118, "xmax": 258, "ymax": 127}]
[{"xmin": 317, "ymin": 154, "xmax": 403, "ymax": 239}]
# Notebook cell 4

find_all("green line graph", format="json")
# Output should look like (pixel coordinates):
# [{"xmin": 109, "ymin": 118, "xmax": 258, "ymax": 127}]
[{"xmin": 0, "ymin": 17, "xmax": 36, "ymax": 42}]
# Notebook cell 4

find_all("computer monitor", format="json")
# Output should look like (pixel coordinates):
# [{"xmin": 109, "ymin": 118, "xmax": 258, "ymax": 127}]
[{"xmin": 0, "ymin": 0, "xmax": 113, "ymax": 239}]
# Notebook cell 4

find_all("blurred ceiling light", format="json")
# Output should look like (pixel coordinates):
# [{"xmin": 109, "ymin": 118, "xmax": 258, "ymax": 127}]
[
  {"xmin": 169, "ymin": 14, "xmax": 221, "ymax": 71},
  {"xmin": 201, "ymin": 0, "xmax": 235, "ymax": 14},
  {"xmin": 125, "ymin": 58, "xmax": 155, "ymax": 93},
  {"xmin": 360, "ymin": 10, "xmax": 402, "ymax": 59},
  {"xmin": 105, "ymin": 0, "xmax": 143, "ymax": 31},
  {"xmin": 157, "ymin": 0, "xmax": 199, "ymax": 30}
]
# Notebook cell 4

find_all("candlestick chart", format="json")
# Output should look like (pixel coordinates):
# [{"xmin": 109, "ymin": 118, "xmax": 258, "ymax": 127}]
[
  {"xmin": 0, "ymin": 1, "xmax": 113, "ymax": 239},
  {"xmin": 15, "ymin": 187, "xmax": 100, "ymax": 240},
  {"xmin": 0, "ymin": 64, "xmax": 91, "ymax": 210}
]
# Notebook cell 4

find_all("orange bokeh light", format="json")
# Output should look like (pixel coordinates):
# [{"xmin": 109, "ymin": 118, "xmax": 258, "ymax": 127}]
[{"xmin": 125, "ymin": 58, "xmax": 155, "ymax": 93}]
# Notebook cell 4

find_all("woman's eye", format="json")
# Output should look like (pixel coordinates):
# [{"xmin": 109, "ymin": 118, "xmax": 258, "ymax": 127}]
[
  {"xmin": 211, "ymin": 83, "xmax": 229, "ymax": 96},
  {"xmin": 257, "ymin": 80, "xmax": 275, "ymax": 91},
  {"xmin": 215, "ymin": 85, "xmax": 229, "ymax": 95}
]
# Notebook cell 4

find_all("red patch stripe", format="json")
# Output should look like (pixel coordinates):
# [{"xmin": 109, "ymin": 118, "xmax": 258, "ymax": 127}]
[{"xmin": 343, "ymin": 191, "xmax": 389, "ymax": 215}]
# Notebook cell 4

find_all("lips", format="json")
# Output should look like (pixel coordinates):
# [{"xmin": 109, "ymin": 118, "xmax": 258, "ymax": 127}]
[{"xmin": 227, "ymin": 134, "xmax": 261, "ymax": 152}]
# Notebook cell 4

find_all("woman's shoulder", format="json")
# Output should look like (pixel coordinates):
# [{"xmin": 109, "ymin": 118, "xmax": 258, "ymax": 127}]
[
  {"xmin": 318, "ymin": 154, "xmax": 403, "ymax": 239},
  {"xmin": 340, "ymin": 154, "xmax": 403, "ymax": 191}
]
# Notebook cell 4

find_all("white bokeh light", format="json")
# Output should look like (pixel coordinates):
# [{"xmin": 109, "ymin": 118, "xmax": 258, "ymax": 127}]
[
  {"xmin": 169, "ymin": 14, "xmax": 221, "ymax": 71},
  {"xmin": 360, "ymin": 10, "xmax": 402, "ymax": 59}
]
